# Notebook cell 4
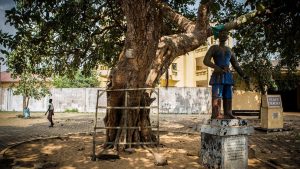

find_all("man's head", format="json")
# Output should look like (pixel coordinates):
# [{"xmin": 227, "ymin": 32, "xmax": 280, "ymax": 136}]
[
  {"xmin": 49, "ymin": 99, "xmax": 52, "ymax": 103},
  {"xmin": 218, "ymin": 31, "xmax": 229, "ymax": 42}
]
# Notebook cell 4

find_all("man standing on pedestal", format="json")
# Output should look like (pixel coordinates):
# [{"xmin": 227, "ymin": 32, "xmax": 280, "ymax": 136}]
[{"xmin": 204, "ymin": 30, "xmax": 249, "ymax": 119}]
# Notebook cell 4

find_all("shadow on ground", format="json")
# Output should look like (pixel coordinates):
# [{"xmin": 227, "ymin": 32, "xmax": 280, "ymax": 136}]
[
  {"xmin": 0, "ymin": 113, "xmax": 300, "ymax": 168},
  {"xmin": 0, "ymin": 132, "xmax": 279, "ymax": 169}
]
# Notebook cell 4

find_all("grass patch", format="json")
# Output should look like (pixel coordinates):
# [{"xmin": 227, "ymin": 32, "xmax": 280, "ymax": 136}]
[{"xmin": 64, "ymin": 108, "xmax": 79, "ymax": 112}]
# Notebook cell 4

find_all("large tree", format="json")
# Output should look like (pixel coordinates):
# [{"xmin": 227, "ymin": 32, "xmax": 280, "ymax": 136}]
[{"xmin": 0, "ymin": 0, "xmax": 299, "ymax": 147}]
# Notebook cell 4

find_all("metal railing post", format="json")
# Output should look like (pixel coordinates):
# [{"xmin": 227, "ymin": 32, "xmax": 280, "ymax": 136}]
[
  {"xmin": 157, "ymin": 88, "xmax": 160, "ymax": 145},
  {"xmin": 124, "ymin": 90, "xmax": 128, "ymax": 147},
  {"xmin": 92, "ymin": 90, "xmax": 100, "ymax": 161},
  {"xmin": 92, "ymin": 87, "xmax": 160, "ymax": 159}
]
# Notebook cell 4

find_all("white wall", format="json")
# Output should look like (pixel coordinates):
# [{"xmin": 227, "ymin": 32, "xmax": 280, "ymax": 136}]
[{"xmin": 0, "ymin": 87, "xmax": 211, "ymax": 115}]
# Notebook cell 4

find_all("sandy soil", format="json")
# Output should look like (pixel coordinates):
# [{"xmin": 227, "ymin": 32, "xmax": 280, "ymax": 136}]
[
  {"xmin": 1, "ymin": 112, "xmax": 300, "ymax": 169},
  {"xmin": 0, "ymin": 112, "xmax": 89, "ymax": 127},
  {"xmin": 1, "ymin": 133, "xmax": 272, "ymax": 169}
]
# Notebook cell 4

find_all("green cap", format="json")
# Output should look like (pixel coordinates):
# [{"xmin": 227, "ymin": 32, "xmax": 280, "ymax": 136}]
[{"xmin": 211, "ymin": 24, "xmax": 225, "ymax": 39}]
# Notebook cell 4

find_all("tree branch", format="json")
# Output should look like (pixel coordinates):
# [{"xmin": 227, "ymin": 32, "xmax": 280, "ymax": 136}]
[
  {"xmin": 146, "ymin": 32, "xmax": 206, "ymax": 86},
  {"xmin": 194, "ymin": 0, "xmax": 211, "ymax": 37},
  {"xmin": 204, "ymin": 9, "xmax": 265, "ymax": 37},
  {"xmin": 146, "ymin": 3, "xmax": 266, "ymax": 87},
  {"xmin": 223, "ymin": 11, "xmax": 258, "ymax": 31},
  {"xmin": 153, "ymin": 0, "xmax": 195, "ymax": 33},
  {"xmin": 91, "ymin": 25, "xmax": 118, "ymax": 37}
]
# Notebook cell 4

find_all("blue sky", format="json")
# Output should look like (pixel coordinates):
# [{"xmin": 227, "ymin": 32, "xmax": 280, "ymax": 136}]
[
  {"xmin": 0, "ymin": 0, "xmax": 15, "ymax": 71},
  {"xmin": 0, "ymin": 0, "xmax": 15, "ymax": 34}
]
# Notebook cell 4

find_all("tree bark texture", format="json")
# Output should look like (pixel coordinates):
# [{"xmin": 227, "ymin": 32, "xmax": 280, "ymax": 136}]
[
  {"xmin": 104, "ymin": 0, "xmax": 162, "ymax": 147},
  {"xmin": 103, "ymin": 0, "xmax": 261, "ymax": 148}
]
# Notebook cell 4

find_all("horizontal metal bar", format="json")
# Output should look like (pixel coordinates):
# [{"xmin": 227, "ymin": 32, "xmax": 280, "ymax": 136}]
[
  {"xmin": 95, "ymin": 126, "xmax": 158, "ymax": 130},
  {"xmin": 105, "ymin": 142, "xmax": 158, "ymax": 145},
  {"xmin": 97, "ymin": 106, "xmax": 158, "ymax": 109},
  {"xmin": 97, "ymin": 88, "xmax": 157, "ymax": 92},
  {"xmin": 93, "ymin": 141, "xmax": 158, "ymax": 145}
]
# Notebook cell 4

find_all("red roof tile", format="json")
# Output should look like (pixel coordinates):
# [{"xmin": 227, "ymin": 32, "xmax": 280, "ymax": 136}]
[{"xmin": 0, "ymin": 71, "xmax": 20, "ymax": 82}]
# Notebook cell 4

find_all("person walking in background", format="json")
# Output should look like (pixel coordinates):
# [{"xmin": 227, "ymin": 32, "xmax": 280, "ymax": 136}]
[{"xmin": 45, "ymin": 99, "xmax": 54, "ymax": 127}]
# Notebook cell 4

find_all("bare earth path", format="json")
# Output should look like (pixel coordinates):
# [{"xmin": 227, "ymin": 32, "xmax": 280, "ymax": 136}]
[{"xmin": 0, "ymin": 112, "xmax": 300, "ymax": 168}]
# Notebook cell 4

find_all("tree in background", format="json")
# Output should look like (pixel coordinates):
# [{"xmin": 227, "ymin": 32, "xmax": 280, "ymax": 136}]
[
  {"xmin": 53, "ymin": 70, "xmax": 99, "ymax": 88},
  {"xmin": 230, "ymin": 0, "xmax": 300, "ymax": 93},
  {"xmin": 0, "ymin": 0, "xmax": 299, "ymax": 147},
  {"xmin": 11, "ymin": 72, "xmax": 50, "ymax": 117}
]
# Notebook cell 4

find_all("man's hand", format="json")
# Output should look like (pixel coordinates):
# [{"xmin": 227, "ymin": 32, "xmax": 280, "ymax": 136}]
[{"xmin": 214, "ymin": 66, "xmax": 225, "ymax": 73}]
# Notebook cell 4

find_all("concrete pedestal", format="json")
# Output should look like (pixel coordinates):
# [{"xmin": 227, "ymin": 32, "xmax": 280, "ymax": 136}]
[
  {"xmin": 261, "ymin": 95, "xmax": 283, "ymax": 129},
  {"xmin": 200, "ymin": 119, "xmax": 254, "ymax": 169}
]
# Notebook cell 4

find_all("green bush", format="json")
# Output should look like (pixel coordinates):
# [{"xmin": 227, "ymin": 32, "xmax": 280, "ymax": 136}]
[{"xmin": 64, "ymin": 108, "xmax": 79, "ymax": 112}]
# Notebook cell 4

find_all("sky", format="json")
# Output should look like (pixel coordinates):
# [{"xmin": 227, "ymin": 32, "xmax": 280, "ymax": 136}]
[{"xmin": 0, "ymin": 0, "xmax": 15, "ymax": 71}]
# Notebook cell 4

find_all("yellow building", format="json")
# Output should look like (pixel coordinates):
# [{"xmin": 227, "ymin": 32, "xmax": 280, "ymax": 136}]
[
  {"xmin": 160, "ymin": 36, "xmax": 233, "ymax": 87},
  {"xmin": 95, "ymin": 36, "xmax": 261, "ymax": 111},
  {"xmin": 96, "ymin": 36, "xmax": 300, "ymax": 112},
  {"xmin": 97, "ymin": 65, "xmax": 110, "ymax": 87},
  {"xmin": 159, "ymin": 36, "xmax": 262, "ymax": 111}
]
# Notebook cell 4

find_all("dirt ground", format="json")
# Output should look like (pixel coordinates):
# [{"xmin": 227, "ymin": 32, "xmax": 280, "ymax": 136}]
[
  {"xmin": 1, "ymin": 112, "xmax": 300, "ymax": 169},
  {"xmin": 1, "ymin": 133, "xmax": 271, "ymax": 169}
]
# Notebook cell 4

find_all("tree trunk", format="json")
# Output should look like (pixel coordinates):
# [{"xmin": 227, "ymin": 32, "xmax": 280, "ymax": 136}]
[
  {"xmin": 23, "ymin": 96, "xmax": 26, "ymax": 109},
  {"xmin": 103, "ymin": 0, "xmax": 262, "ymax": 149},
  {"xmin": 26, "ymin": 97, "xmax": 30, "ymax": 108},
  {"xmin": 103, "ymin": 0, "xmax": 211, "ymax": 149},
  {"xmin": 104, "ymin": 0, "xmax": 162, "ymax": 148}
]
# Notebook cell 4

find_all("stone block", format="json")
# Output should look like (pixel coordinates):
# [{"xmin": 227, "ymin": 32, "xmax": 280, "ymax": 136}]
[
  {"xmin": 200, "ymin": 119, "xmax": 253, "ymax": 169},
  {"xmin": 261, "ymin": 107, "xmax": 283, "ymax": 129},
  {"xmin": 261, "ymin": 95, "xmax": 283, "ymax": 129}
]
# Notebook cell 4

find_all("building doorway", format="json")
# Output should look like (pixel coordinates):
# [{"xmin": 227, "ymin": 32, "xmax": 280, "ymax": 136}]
[{"xmin": 268, "ymin": 85, "xmax": 300, "ymax": 112}]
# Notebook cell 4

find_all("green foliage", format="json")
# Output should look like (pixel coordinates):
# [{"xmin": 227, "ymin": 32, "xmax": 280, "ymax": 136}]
[
  {"xmin": 53, "ymin": 70, "xmax": 99, "ymax": 88},
  {"xmin": 64, "ymin": 108, "xmax": 78, "ymax": 112},
  {"xmin": 1, "ymin": 0, "xmax": 125, "ymax": 77},
  {"xmin": 0, "ymin": 0, "xmax": 299, "ymax": 94},
  {"xmin": 12, "ymin": 72, "xmax": 50, "ymax": 100},
  {"xmin": 234, "ymin": 0, "xmax": 299, "ymax": 92},
  {"xmin": 209, "ymin": 0, "xmax": 247, "ymax": 23},
  {"xmin": 167, "ymin": 0, "xmax": 197, "ymax": 18},
  {"xmin": 0, "ymin": 56, "xmax": 4, "ymax": 63},
  {"xmin": 162, "ymin": 0, "xmax": 198, "ymax": 35},
  {"xmin": 0, "ymin": 0, "xmax": 197, "ymax": 76},
  {"xmin": 210, "ymin": 0, "xmax": 300, "ymax": 93}
]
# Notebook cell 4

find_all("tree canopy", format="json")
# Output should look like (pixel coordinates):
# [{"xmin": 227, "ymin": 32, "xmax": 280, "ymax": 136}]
[
  {"xmin": 231, "ymin": 0, "xmax": 300, "ymax": 92},
  {"xmin": 12, "ymin": 72, "xmax": 50, "ymax": 109},
  {"xmin": 0, "ymin": 0, "xmax": 299, "ymax": 92},
  {"xmin": 53, "ymin": 70, "xmax": 99, "ymax": 88}
]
